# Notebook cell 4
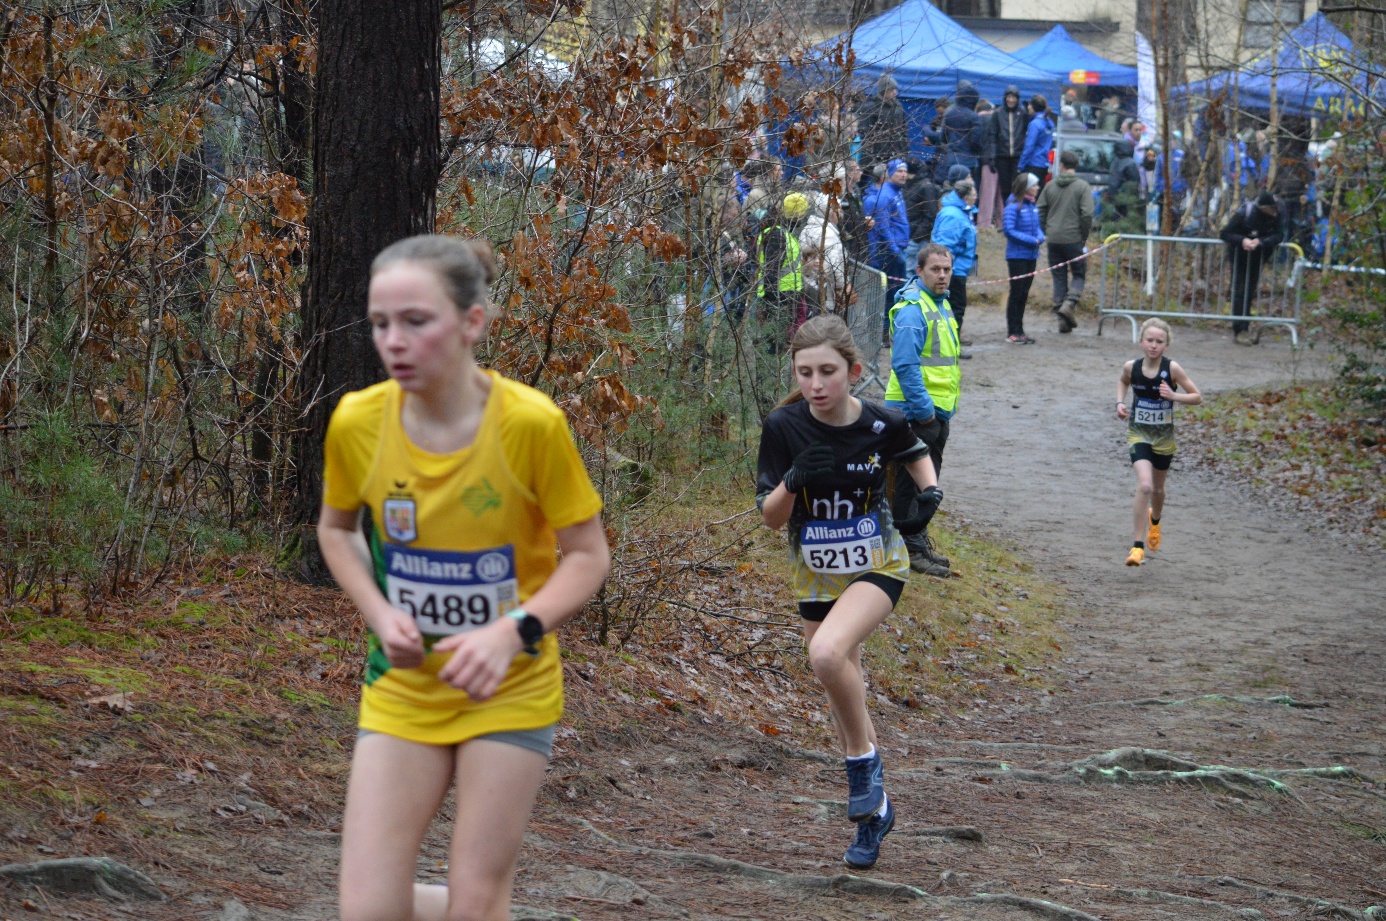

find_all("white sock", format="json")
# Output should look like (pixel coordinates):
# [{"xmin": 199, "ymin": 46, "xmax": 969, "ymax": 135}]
[
  {"xmin": 845, "ymin": 745, "xmax": 877, "ymax": 763},
  {"xmin": 877, "ymin": 794, "xmax": 890, "ymax": 818}
]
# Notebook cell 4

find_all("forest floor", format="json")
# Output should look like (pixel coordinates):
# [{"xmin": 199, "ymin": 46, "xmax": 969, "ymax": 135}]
[{"xmin": 2, "ymin": 245, "xmax": 1384, "ymax": 921}]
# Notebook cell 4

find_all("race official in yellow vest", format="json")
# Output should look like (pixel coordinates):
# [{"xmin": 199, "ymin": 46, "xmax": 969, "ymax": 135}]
[
  {"xmin": 884, "ymin": 243, "xmax": 961, "ymax": 577},
  {"xmin": 755, "ymin": 225, "xmax": 803, "ymax": 297},
  {"xmin": 753, "ymin": 192, "xmax": 809, "ymax": 353}
]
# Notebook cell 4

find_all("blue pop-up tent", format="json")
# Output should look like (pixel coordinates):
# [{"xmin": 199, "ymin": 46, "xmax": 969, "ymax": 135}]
[
  {"xmin": 798, "ymin": 0, "xmax": 1061, "ymax": 155},
  {"xmin": 1011, "ymin": 25, "xmax": 1138, "ymax": 86},
  {"xmin": 1171, "ymin": 13, "xmax": 1385, "ymax": 119}
]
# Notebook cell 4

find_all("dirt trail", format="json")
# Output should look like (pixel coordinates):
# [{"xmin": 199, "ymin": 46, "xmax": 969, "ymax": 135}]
[
  {"xmin": 7, "ymin": 302, "xmax": 1384, "ymax": 921},
  {"xmin": 505, "ymin": 308, "xmax": 1385, "ymax": 921}
]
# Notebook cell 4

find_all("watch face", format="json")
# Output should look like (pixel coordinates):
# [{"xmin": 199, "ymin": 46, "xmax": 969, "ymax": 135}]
[{"xmin": 519, "ymin": 614, "xmax": 544, "ymax": 646}]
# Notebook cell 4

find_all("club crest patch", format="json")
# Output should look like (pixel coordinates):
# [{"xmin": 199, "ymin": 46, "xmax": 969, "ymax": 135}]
[
  {"xmin": 383, "ymin": 497, "xmax": 418, "ymax": 543},
  {"xmin": 872, "ymin": 420, "xmax": 885, "ymax": 434}
]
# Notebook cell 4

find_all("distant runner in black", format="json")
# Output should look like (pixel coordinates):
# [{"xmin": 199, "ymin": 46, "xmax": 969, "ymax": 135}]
[
  {"xmin": 1115, "ymin": 318, "xmax": 1202, "ymax": 567},
  {"xmin": 756, "ymin": 315, "xmax": 941, "ymax": 870}
]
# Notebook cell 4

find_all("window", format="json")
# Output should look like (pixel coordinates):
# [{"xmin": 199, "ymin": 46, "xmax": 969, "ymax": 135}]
[
  {"xmin": 938, "ymin": 0, "xmax": 1001, "ymax": 17},
  {"xmin": 1245, "ymin": 0, "xmax": 1304, "ymax": 49}
]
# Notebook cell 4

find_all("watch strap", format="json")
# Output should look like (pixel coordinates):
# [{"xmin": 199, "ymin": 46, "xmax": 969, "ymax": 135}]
[{"xmin": 507, "ymin": 608, "xmax": 543, "ymax": 655}]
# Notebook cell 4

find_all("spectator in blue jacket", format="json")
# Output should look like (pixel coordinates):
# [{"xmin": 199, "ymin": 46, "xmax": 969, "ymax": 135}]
[
  {"xmin": 1020, "ymin": 95, "xmax": 1054, "ymax": 191},
  {"xmin": 1155, "ymin": 147, "xmax": 1187, "ymax": 198},
  {"xmin": 933, "ymin": 81, "xmax": 983, "ymax": 186},
  {"xmin": 863, "ymin": 158, "xmax": 912, "ymax": 298},
  {"xmin": 864, "ymin": 157, "xmax": 909, "ymax": 292},
  {"xmin": 1224, "ymin": 136, "xmax": 1258, "ymax": 191},
  {"xmin": 930, "ymin": 173, "xmax": 977, "ymax": 355},
  {"xmin": 1156, "ymin": 145, "xmax": 1189, "ymax": 230},
  {"xmin": 1002, "ymin": 172, "xmax": 1044, "ymax": 343}
]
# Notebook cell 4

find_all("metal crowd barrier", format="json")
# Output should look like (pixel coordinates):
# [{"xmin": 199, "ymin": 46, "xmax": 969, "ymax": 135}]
[
  {"xmin": 845, "ymin": 257, "xmax": 890, "ymax": 398},
  {"xmin": 1292, "ymin": 259, "xmax": 1386, "ymax": 335},
  {"xmin": 1096, "ymin": 234, "xmax": 1306, "ymax": 345},
  {"xmin": 1291, "ymin": 259, "xmax": 1386, "ymax": 295}
]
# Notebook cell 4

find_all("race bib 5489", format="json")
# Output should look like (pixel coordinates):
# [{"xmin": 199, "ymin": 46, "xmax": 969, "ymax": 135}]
[{"xmin": 383, "ymin": 544, "xmax": 519, "ymax": 636}]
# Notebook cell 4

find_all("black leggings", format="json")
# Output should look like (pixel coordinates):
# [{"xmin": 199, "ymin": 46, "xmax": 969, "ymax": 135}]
[
  {"xmin": 1006, "ymin": 258, "xmax": 1036, "ymax": 336},
  {"xmin": 948, "ymin": 275, "xmax": 968, "ymax": 333},
  {"xmin": 891, "ymin": 416, "xmax": 949, "ymax": 552}
]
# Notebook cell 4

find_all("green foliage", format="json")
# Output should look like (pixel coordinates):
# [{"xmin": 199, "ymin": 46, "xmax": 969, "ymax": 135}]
[
  {"xmin": 1096, "ymin": 182, "xmax": 1147, "ymax": 238},
  {"xmin": 0, "ymin": 407, "xmax": 254, "ymax": 601},
  {"xmin": 1323, "ymin": 274, "xmax": 1386, "ymax": 415},
  {"xmin": 0, "ymin": 411, "xmax": 132, "ymax": 597}
]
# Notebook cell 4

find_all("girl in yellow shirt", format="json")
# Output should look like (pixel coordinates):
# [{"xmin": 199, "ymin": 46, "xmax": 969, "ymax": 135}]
[{"xmin": 318, "ymin": 235, "xmax": 609, "ymax": 921}]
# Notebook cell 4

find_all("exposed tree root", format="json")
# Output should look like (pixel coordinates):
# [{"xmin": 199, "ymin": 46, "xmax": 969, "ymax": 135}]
[
  {"xmin": 575, "ymin": 819, "xmax": 932, "ymax": 899},
  {"xmin": 900, "ymin": 747, "xmax": 1378, "ymax": 800},
  {"xmin": 1108, "ymin": 886, "xmax": 1264, "ymax": 917},
  {"xmin": 513, "ymin": 909, "xmax": 581, "ymax": 921},
  {"xmin": 1091, "ymin": 694, "xmax": 1330, "ymax": 709},
  {"xmin": 897, "ymin": 825, "xmax": 985, "ymax": 842},
  {"xmin": 773, "ymin": 743, "xmax": 840, "ymax": 764},
  {"xmin": 936, "ymin": 740, "xmax": 1086, "ymax": 751},
  {"xmin": 964, "ymin": 893, "xmax": 1102, "ymax": 920},
  {"xmin": 1059, "ymin": 878, "xmax": 1263, "ymax": 917},
  {"xmin": 573, "ymin": 819, "xmax": 1100, "ymax": 920},
  {"xmin": 0, "ymin": 857, "xmax": 166, "ymax": 901},
  {"xmin": 1185, "ymin": 874, "xmax": 1380, "ymax": 920}
]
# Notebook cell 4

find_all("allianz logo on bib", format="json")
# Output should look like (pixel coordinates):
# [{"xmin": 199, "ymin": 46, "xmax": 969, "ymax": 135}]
[
  {"xmin": 475, "ymin": 552, "xmax": 510, "ymax": 583},
  {"xmin": 387, "ymin": 546, "xmax": 513, "ymax": 583},
  {"xmin": 802, "ymin": 523, "xmax": 859, "ymax": 541},
  {"xmin": 802, "ymin": 515, "xmax": 877, "ymax": 542}
]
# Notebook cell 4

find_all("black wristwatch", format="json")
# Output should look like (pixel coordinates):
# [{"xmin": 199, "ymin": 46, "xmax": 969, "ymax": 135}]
[{"xmin": 507, "ymin": 609, "xmax": 544, "ymax": 656}]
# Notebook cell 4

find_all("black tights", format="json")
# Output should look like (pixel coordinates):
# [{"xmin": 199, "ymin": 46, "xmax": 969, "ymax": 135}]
[{"xmin": 1006, "ymin": 258, "xmax": 1036, "ymax": 336}]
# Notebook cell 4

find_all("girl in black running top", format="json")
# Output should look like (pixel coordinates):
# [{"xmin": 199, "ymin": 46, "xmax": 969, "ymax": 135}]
[
  {"xmin": 1116, "ymin": 317, "xmax": 1202, "ymax": 566},
  {"xmin": 756, "ymin": 315, "xmax": 940, "ymax": 871}
]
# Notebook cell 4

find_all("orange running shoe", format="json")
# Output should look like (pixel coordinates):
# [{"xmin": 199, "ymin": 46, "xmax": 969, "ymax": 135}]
[
  {"xmin": 1147, "ymin": 513, "xmax": 1162, "ymax": 552},
  {"xmin": 1125, "ymin": 546, "xmax": 1145, "ymax": 566}
]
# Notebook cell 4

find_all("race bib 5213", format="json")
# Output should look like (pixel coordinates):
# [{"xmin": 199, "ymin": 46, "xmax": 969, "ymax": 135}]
[
  {"xmin": 383, "ymin": 544, "xmax": 519, "ymax": 636},
  {"xmin": 799, "ymin": 513, "xmax": 885, "ymax": 575}
]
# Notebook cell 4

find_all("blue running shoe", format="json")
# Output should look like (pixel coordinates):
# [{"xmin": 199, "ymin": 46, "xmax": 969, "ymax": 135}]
[
  {"xmin": 845, "ymin": 751, "xmax": 884, "ymax": 822},
  {"xmin": 843, "ymin": 799, "xmax": 895, "ymax": 869}
]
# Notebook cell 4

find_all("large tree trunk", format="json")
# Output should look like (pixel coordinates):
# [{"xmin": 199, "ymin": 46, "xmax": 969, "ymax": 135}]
[{"xmin": 291, "ymin": 0, "xmax": 440, "ymax": 578}]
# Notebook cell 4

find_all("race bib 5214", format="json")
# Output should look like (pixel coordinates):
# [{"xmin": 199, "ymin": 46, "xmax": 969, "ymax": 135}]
[
  {"xmin": 799, "ymin": 514, "xmax": 885, "ymax": 575},
  {"xmin": 383, "ymin": 544, "xmax": 519, "ymax": 636},
  {"xmin": 1134, "ymin": 396, "xmax": 1172, "ymax": 426}
]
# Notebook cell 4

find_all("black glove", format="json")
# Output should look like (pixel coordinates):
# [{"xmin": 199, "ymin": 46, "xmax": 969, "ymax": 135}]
[
  {"xmin": 783, "ymin": 444, "xmax": 835, "ymax": 493},
  {"xmin": 913, "ymin": 417, "xmax": 943, "ymax": 450},
  {"xmin": 896, "ymin": 486, "xmax": 943, "ymax": 536}
]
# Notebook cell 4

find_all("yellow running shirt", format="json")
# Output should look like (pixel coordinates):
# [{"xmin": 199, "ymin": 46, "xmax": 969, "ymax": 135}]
[{"xmin": 322, "ymin": 371, "xmax": 603, "ymax": 745}]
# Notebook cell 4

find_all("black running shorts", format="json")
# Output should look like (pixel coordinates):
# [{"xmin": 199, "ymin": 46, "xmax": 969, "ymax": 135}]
[
  {"xmin": 798, "ymin": 572, "xmax": 905, "ymax": 622},
  {"xmin": 1129, "ymin": 442, "xmax": 1173, "ymax": 471}
]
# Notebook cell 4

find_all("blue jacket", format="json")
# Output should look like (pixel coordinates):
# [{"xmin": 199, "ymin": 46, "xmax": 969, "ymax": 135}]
[
  {"xmin": 933, "ymin": 86, "xmax": 983, "ymax": 182},
  {"xmin": 885, "ymin": 277, "xmax": 958, "ymax": 421},
  {"xmin": 1155, "ymin": 149, "xmax": 1187, "ymax": 197},
  {"xmin": 863, "ymin": 181, "xmax": 910, "ymax": 263},
  {"xmin": 1020, "ymin": 114, "xmax": 1053, "ymax": 172},
  {"xmin": 1002, "ymin": 197, "xmax": 1043, "ymax": 260},
  {"xmin": 1224, "ymin": 140, "xmax": 1257, "ymax": 186},
  {"xmin": 930, "ymin": 191, "xmax": 977, "ymax": 278}
]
